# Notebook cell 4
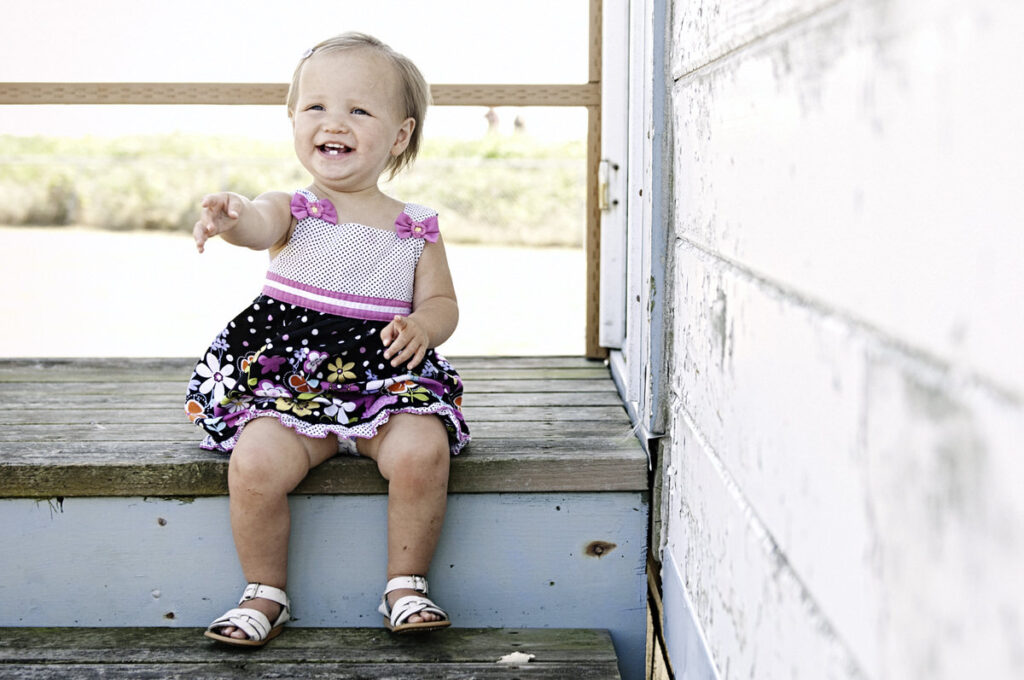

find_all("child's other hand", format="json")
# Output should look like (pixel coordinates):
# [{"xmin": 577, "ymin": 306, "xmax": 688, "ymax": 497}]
[
  {"xmin": 381, "ymin": 315, "xmax": 429, "ymax": 369},
  {"xmin": 194, "ymin": 193, "xmax": 242, "ymax": 253}
]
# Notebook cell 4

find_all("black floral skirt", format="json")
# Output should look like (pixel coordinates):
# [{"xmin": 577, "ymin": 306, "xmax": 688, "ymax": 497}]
[{"xmin": 184, "ymin": 295, "xmax": 469, "ymax": 454}]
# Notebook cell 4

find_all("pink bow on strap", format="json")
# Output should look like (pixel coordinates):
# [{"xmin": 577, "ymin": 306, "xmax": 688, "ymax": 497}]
[
  {"xmin": 291, "ymin": 193, "xmax": 338, "ymax": 224},
  {"xmin": 395, "ymin": 213, "xmax": 439, "ymax": 242}
]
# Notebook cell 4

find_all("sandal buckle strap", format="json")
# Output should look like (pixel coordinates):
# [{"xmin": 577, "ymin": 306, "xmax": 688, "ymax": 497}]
[
  {"xmin": 384, "ymin": 575, "xmax": 428, "ymax": 596},
  {"xmin": 240, "ymin": 583, "xmax": 289, "ymax": 608}
]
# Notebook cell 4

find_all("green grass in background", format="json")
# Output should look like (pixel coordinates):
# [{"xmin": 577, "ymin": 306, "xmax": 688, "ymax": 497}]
[{"xmin": 0, "ymin": 133, "xmax": 585, "ymax": 247}]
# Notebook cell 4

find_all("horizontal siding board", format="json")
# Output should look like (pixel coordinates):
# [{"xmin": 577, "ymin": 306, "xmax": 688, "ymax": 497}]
[
  {"xmin": 672, "ymin": 1, "xmax": 1024, "ymax": 394},
  {"xmin": 671, "ymin": 243, "xmax": 876, "ymax": 669},
  {"xmin": 663, "ymin": 415, "xmax": 861, "ymax": 679},
  {"xmin": 862, "ymin": 348, "xmax": 1024, "ymax": 678},
  {"xmin": 671, "ymin": 0, "xmax": 837, "ymax": 77}
]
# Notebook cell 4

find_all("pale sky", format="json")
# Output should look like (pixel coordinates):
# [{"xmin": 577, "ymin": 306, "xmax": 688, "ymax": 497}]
[{"xmin": 0, "ymin": 0, "xmax": 590, "ymax": 139}]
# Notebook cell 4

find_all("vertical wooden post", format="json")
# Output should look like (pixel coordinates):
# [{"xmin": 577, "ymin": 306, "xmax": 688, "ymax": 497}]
[{"xmin": 586, "ymin": 0, "xmax": 606, "ymax": 359}]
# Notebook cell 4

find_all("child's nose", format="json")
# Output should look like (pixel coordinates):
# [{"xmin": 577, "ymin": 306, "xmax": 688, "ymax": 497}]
[{"xmin": 322, "ymin": 116, "xmax": 350, "ymax": 134}]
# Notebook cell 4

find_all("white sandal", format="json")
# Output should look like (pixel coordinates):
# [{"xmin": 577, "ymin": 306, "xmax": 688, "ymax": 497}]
[
  {"xmin": 377, "ymin": 575, "xmax": 451, "ymax": 633},
  {"xmin": 204, "ymin": 583, "xmax": 291, "ymax": 647}
]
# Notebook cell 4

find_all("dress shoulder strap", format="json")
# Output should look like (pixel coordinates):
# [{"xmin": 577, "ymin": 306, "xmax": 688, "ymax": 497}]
[{"xmin": 402, "ymin": 203, "xmax": 438, "ymax": 222}]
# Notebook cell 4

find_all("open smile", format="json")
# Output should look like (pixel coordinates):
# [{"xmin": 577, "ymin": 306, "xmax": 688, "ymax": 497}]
[{"xmin": 318, "ymin": 143, "xmax": 352, "ymax": 156}]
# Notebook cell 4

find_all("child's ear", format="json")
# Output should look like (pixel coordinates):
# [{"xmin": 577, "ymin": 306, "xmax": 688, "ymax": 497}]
[{"xmin": 391, "ymin": 117, "xmax": 416, "ymax": 156}]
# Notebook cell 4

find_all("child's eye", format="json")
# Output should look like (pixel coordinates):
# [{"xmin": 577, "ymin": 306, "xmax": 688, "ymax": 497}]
[
  {"xmin": 306, "ymin": 104, "xmax": 325, "ymax": 111},
  {"xmin": 351, "ymin": 108, "xmax": 369, "ymax": 116}
]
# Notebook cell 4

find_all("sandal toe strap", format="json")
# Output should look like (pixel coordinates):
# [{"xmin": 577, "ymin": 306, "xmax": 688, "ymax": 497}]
[
  {"xmin": 385, "ymin": 595, "xmax": 449, "ymax": 627},
  {"xmin": 208, "ymin": 608, "xmax": 273, "ymax": 641}
]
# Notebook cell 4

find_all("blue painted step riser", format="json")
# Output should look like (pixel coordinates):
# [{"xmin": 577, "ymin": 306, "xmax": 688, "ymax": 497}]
[{"xmin": 1, "ymin": 492, "xmax": 647, "ymax": 680}]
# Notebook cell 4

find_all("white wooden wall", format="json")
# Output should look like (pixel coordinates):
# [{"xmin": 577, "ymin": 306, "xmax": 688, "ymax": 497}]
[{"xmin": 658, "ymin": 0, "xmax": 1024, "ymax": 678}]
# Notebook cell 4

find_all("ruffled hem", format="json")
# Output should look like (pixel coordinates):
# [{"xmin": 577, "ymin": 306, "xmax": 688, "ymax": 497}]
[{"xmin": 199, "ymin": 402, "xmax": 470, "ymax": 456}]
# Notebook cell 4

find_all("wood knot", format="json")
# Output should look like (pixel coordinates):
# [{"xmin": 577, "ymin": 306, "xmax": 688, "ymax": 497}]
[{"xmin": 585, "ymin": 540, "xmax": 617, "ymax": 558}]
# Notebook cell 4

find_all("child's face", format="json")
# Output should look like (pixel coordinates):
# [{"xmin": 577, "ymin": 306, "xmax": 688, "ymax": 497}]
[{"xmin": 291, "ymin": 49, "xmax": 414, "ymax": 193}]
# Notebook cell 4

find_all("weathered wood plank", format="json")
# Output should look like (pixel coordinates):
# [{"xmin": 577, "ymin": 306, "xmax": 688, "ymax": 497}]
[
  {"xmin": 0, "ymin": 420, "xmax": 635, "ymax": 442},
  {"xmin": 0, "ymin": 439, "xmax": 647, "ymax": 497},
  {"xmin": 0, "ymin": 357, "xmax": 645, "ymax": 497},
  {"xmin": 0, "ymin": 627, "xmax": 618, "ymax": 664},
  {"xmin": 0, "ymin": 628, "xmax": 619, "ymax": 678},
  {"xmin": 0, "ymin": 355, "xmax": 602, "ymax": 378},
  {"xmin": 9, "ymin": 391, "xmax": 625, "ymax": 410},
  {"xmin": 0, "ymin": 663, "xmax": 620, "ymax": 679},
  {"xmin": 0, "ymin": 436, "xmax": 643, "ymax": 460},
  {"xmin": 0, "ymin": 379, "xmax": 616, "ymax": 396},
  {"xmin": 0, "ymin": 363, "xmax": 611, "ymax": 383},
  {"xmin": 0, "ymin": 406, "xmax": 630, "ymax": 426}
]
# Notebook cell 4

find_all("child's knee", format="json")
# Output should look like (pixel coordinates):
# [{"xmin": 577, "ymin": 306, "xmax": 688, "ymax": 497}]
[
  {"xmin": 229, "ymin": 437, "xmax": 305, "ymax": 494},
  {"xmin": 379, "ymin": 436, "xmax": 449, "ymax": 484}
]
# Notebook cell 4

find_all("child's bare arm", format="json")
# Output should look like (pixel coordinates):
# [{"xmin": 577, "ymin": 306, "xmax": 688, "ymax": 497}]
[
  {"xmin": 381, "ymin": 236, "xmax": 459, "ymax": 369},
  {"xmin": 193, "ymin": 191, "xmax": 293, "ymax": 253}
]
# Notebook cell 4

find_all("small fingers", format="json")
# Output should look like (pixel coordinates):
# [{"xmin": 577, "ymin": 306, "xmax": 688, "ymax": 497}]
[
  {"xmin": 405, "ymin": 346, "xmax": 427, "ymax": 370},
  {"xmin": 201, "ymin": 193, "xmax": 239, "ymax": 219},
  {"xmin": 389, "ymin": 342, "xmax": 419, "ymax": 367},
  {"xmin": 382, "ymin": 317, "xmax": 428, "ymax": 367},
  {"xmin": 193, "ymin": 220, "xmax": 211, "ymax": 253},
  {"xmin": 381, "ymin": 316, "xmax": 402, "ymax": 350},
  {"xmin": 194, "ymin": 194, "xmax": 240, "ymax": 253}
]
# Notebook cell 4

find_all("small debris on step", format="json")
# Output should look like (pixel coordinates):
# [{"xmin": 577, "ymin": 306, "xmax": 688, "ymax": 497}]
[{"xmin": 496, "ymin": 651, "xmax": 536, "ymax": 664}]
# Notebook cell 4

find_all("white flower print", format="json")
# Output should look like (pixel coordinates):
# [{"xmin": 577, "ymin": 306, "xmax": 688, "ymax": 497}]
[
  {"xmin": 322, "ymin": 397, "xmax": 357, "ymax": 419},
  {"xmin": 253, "ymin": 379, "xmax": 290, "ymax": 399},
  {"xmin": 304, "ymin": 350, "xmax": 329, "ymax": 374},
  {"xmin": 195, "ymin": 352, "xmax": 237, "ymax": 404}
]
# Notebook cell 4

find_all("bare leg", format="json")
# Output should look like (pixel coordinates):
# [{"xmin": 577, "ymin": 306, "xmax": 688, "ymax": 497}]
[
  {"xmin": 216, "ymin": 417, "xmax": 337, "ymax": 639},
  {"xmin": 357, "ymin": 413, "xmax": 451, "ymax": 623}
]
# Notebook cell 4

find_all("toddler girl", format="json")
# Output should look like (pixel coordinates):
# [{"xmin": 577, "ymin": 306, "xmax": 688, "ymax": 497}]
[{"xmin": 184, "ymin": 32, "xmax": 470, "ymax": 646}]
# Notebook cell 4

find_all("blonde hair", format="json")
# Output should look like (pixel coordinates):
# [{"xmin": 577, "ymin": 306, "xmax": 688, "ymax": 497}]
[{"xmin": 287, "ymin": 32, "xmax": 430, "ymax": 179}]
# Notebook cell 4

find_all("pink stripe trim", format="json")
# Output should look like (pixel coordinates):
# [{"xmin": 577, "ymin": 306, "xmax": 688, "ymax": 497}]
[
  {"xmin": 262, "ymin": 285, "xmax": 407, "ymax": 321},
  {"xmin": 265, "ymin": 271, "xmax": 408, "ymax": 308}
]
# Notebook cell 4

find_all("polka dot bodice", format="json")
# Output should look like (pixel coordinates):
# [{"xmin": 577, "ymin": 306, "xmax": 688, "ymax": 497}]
[{"xmin": 262, "ymin": 189, "xmax": 437, "ymax": 321}]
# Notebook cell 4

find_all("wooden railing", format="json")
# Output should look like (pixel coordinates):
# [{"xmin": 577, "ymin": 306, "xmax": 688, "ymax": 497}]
[
  {"xmin": 0, "ymin": 82, "xmax": 599, "ymax": 107},
  {"xmin": 0, "ymin": 0, "xmax": 604, "ymax": 357}
]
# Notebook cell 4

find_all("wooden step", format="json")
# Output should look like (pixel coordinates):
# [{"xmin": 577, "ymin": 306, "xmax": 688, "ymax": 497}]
[
  {"xmin": 0, "ymin": 356, "xmax": 646, "ymax": 497},
  {"xmin": 0, "ymin": 627, "xmax": 621, "ymax": 678},
  {"xmin": 0, "ymin": 356, "xmax": 647, "ymax": 680}
]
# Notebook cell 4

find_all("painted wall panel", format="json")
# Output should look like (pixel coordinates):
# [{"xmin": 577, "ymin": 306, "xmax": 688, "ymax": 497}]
[
  {"xmin": 863, "ymin": 350, "xmax": 1024, "ymax": 678},
  {"xmin": 671, "ymin": 242, "xmax": 877, "ymax": 673},
  {"xmin": 671, "ymin": 0, "xmax": 835, "ymax": 78},
  {"xmin": 662, "ymin": 411, "xmax": 863, "ymax": 679},
  {"xmin": 672, "ymin": 0, "xmax": 1024, "ymax": 395},
  {"xmin": 660, "ymin": 0, "xmax": 1024, "ymax": 677}
]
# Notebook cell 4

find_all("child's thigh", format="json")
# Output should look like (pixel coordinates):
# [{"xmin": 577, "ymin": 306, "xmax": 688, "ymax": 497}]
[
  {"xmin": 356, "ymin": 413, "xmax": 449, "ymax": 470},
  {"xmin": 234, "ymin": 416, "xmax": 338, "ymax": 473}
]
